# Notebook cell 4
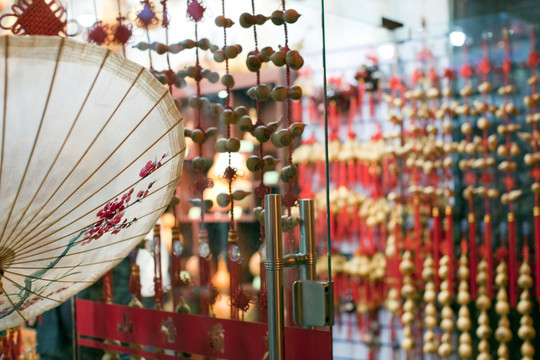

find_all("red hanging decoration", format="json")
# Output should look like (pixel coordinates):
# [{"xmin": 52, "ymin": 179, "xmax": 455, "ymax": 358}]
[
  {"xmin": 187, "ymin": 0, "xmax": 206, "ymax": 22},
  {"xmin": 135, "ymin": 0, "xmax": 159, "ymax": 28},
  {"xmin": 87, "ymin": 21, "xmax": 110, "ymax": 46},
  {"xmin": 0, "ymin": 0, "xmax": 67, "ymax": 36},
  {"xmin": 111, "ymin": 18, "xmax": 133, "ymax": 47}
]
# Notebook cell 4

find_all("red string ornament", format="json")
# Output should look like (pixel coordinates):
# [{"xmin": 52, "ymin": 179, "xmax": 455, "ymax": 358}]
[
  {"xmin": 187, "ymin": 0, "xmax": 205, "ymax": 22},
  {"xmin": 87, "ymin": 21, "xmax": 110, "ymax": 46},
  {"xmin": 0, "ymin": 0, "xmax": 67, "ymax": 36},
  {"xmin": 135, "ymin": 0, "xmax": 159, "ymax": 29},
  {"xmin": 230, "ymin": 289, "xmax": 256, "ymax": 314},
  {"xmin": 111, "ymin": 17, "xmax": 133, "ymax": 46}
]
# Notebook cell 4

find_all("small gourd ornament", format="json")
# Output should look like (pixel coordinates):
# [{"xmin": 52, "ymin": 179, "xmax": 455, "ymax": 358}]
[
  {"xmin": 437, "ymin": 255, "xmax": 454, "ymax": 358},
  {"xmin": 517, "ymin": 255, "xmax": 535, "ymax": 360},
  {"xmin": 494, "ymin": 258, "xmax": 512, "ymax": 360},
  {"xmin": 421, "ymin": 255, "xmax": 438, "ymax": 354},
  {"xmin": 399, "ymin": 251, "xmax": 417, "ymax": 352},
  {"xmin": 456, "ymin": 244, "xmax": 473, "ymax": 359},
  {"xmin": 475, "ymin": 259, "xmax": 493, "ymax": 360}
]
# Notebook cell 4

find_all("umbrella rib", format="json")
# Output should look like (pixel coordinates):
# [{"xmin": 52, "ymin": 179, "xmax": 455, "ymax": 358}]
[
  {"xmin": 10, "ymin": 174, "xmax": 174, "ymax": 257},
  {"xmin": 1, "ymin": 284, "xmax": 27, "ymax": 322},
  {"xmin": 8, "ymin": 115, "xmax": 182, "ymax": 251},
  {"xmin": 8, "ymin": 149, "xmax": 183, "ymax": 256},
  {"xmin": 0, "ymin": 38, "xmax": 66, "ymax": 246},
  {"xmin": 9, "ymin": 168, "xmax": 181, "ymax": 257},
  {"xmin": 2, "ymin": 273, "xmax": 62, "ymax": 303},
  {"xmin": 3, "ymin": 269, "xmax": 94, "ymax": 284},
  {"xmin": 0, "ymin": 49, "xmax": 113, "ymax": 251},
  {"xmin": 9, "ymin": 172, "xmax": 177, "ymax": 257},
  {"xmin": 0, "ymin": 37, "xmax": 8, "ymax": 193},
  {"xmin": 4, "ymin": 66, "xmax": 146, "ymax": 249},
  {"xmin": 8, "ymin": 257, "xmax": 126, "ymax": 270},
  {"xmin": 11, "ymin": 211, "xmax": 160, "ymax": 263}
]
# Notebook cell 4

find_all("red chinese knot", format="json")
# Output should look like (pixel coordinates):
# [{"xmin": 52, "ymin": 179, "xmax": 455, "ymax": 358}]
[{"xmin": 0, "ymin": 0, "xmax": 67, "ymax": 36}]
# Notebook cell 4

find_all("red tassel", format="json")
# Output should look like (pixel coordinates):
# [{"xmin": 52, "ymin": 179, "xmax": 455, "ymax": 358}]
[
  {"xmin": 332, "ymin": 162, "xmax": 339, "ymax": 185},
  {"xmin": 329, "ymin": 101, "xmax": 337, "ymax": 132},
  {"xmin": 330, "ymin": 214, "xmax": 336, "ymax": 243},
  {"xmin": 367, "ymin": 227, "xmax": 374, "ymax": 255},
  {"xmin": 298, "ymin": 163, "xmax": 306, "ymax": 187},
  {"xmin": 228, "ymin": 231, "xmax": 240, "ymax": 320},
  {"xmin": 535, "ymin": 207, "xmax": 540, "ymax": 301},
  {"xmin": 259, "ymin": 262, "xmax": 268, "ymax": 323},
  {"xmin": 351, "ymin": 205, "xmax": 359, "ymax": 235},
  {"xmin": 16, "ymin": 328, "xmax": 22, "ymax": 358},
  {"xmin": 357, "ymin": 83, "xmax": 364, "ymax": 115},
  {"xmin": 413, "ymin": 198, "xmax": 421, "ymax": 246},
  {"xmin": 198, "ymin": 230, "xmax": 210, "ymax": 315},
  {"xmin": 359, "ymin": 220, "xmax": 365, "ymax": 254},
  {"xmin": 468, "ymin": 214, "xmax": 478, "ymax": 299},
  {"xmin": 336, "ymin": 106, "xmax": 342, "ymax": 135},
  {"xmin": 129, "ymin": 264, "xmax": 142, "ymax": 301},
  {"xmin": 356, "ymin": 162, "xmax": 363, "ymax": 187},
  {"xmin": 317, "ymin": 160, "xmax": 325, "ymax": 188},
  {"xmin": 102, "ymin": 270, "xmax": 114, "ymax": 304},
  {"xmin": 484, "ymin": 214, "xmax": 493, "ymax": 298},
  {"xmin": 339, "ymin": 162, "xmax": 347, "ymax": 187},
  {"xmin": 368, "ymin": 93, "xmax": 374, "ymax": 117},
  {"xmin": 293, "ymin": 100, "xmax": 302, "ymax": 123},
  {"xmin": 446, "ymin": 206, "xmax": 454, "ymax": 296},
  {"xmin": 308, "ymin": 99, "xmax": 316, "ymax": 125},
  {"xmin": 347, "ymin": 160, "xmax": 356, "ymax": 185},
  {"xmin": 433, "ymin": 208, "xmax": 441, "ymax": 291},
  {"xmin": 508, "ymin": 213, "xmax": 517, "ymax": 307},
  {"xmin": 348, "ymin": 97, "xmax": 357, "ymax": 135}
]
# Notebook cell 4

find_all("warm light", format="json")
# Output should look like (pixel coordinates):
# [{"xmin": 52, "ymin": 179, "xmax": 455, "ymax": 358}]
[
  {"xmin": 449, "ymin": 31, "xmax": 466, "ymax": 47},
  {"xmin": 77, "ymin": 13, "xmax": 95, "ymax": 28},
  {"xmin": 239, "ymin": 140, "xmax": 254, "ymax": 153},
  {"xmin": 249, "ymin": 251, "xmax": 261, "ymax": 277},
  {"xmin": 161, "ymin": 212, "xmax": 176, "ymax": 229},
  {"xmin": 263, "ymin": 171, "xmax": 279, "ymax": 184},
  {"xmin": 213, "ymin": 294, "xmax": 231, "ymax": 319},
  {"xmin": 213, "ymin": 152, "xmax": 245, "ymax": 175},
  {"xmin": 188, "ymin": 206, "xmax": 201, "ymax": 219},
  {"xmin": 185, "ymin": 256, "xmax": 199, "ymax": 279},
  {"xmin": 233, "ymin": 206, "xmax": 243, "ymax": 219},
  {"xmin": 212, "ymin": 257, "xmax": 230, "ymax": 293},
  {"xmin": 252, "ymin": 276, "xmax": 261, "ymax": 290},
  {"xmin": 377, "ymin": 44, "xmax": 395, "ymax": 60}
]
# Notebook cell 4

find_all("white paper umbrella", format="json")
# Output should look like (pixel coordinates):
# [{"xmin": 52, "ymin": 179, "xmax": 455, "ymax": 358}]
[{"xmin": 0, "ymin": 35, "xmax": 185, "ymax": 330}]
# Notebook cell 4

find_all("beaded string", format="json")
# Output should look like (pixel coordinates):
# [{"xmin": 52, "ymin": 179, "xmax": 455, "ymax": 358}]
[
  {"xmin": 499, "ymin": 29, "xmax": 519, "ymax": 307},
  {"xmin": 477, "ymin": 39, "xmax": 495, "ymax": 298},
  {"xmin": 249, "ymin": 0, "xmax": 269, "ymax": 323},
  {"xmin": 459, "ymin": 44, "xmax": 478, "ymax": 299},
  {"xmin": 525, "ymin": 25, "xmax": 540, "ymax": 301}
]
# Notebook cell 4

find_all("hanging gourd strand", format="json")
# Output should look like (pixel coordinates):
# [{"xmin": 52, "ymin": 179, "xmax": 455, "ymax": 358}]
[
  {"xmin": 498, "ymin": 28, "xmax": 520, "ymax": 308},
  {"xmin": 458, "ymin": 44, "xmax": 478, "ymax": 299}
]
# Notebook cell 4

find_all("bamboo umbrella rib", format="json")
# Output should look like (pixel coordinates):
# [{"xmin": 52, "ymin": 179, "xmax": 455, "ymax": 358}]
[
  {"xmin": 3, "ymin": 270, "xmax": 95, "ymax": 284},
  {"xmin": 8, "ymin": 257, "xmax": 126, "ymax": 270},
  {"xmin": 6, "ymin": 168, "xmax": 182, "ymax": 258},
  {"xmin": 0, "ymin": 38, "xmax": 66, "ymax": 243},
  {"xmin": 12, "ymin": 216, "xmax": 158, "ymax": 264},
  {"xmin": 0, "ymin": 37, "xmax": 8, "ymax": 192},
  {"xmin": 2, "ymin": 273, "xmax": 68, "ymax": 304},
  {"xmin": 1, "ymin": 284, "xmax": 27, "ymax": 322},
  {"xmin": 0, "ymin": 49, "xmax": 112, "ymax": 247},
  {"xmin": 4, "ymin": 122, "xmax": 183, "ymax": 253},
  {"xmin": 1, "ymin": 66, "xmax": 147, "ymax": 249}
]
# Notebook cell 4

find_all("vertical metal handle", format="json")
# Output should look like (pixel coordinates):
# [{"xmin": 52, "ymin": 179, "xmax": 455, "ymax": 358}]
[
  {"xmin": 299, "ymin": 199, "xmax": 316, "ymax": 281},
  {"xmin": 265, "ymin": 194, "xmax": 285, "ymax": 360}
]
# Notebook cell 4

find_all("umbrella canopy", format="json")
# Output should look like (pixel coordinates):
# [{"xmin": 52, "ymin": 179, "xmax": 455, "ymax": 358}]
[{"xmin": 0, "ymin": 35, "xmax": 185, "ymax": 330}]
